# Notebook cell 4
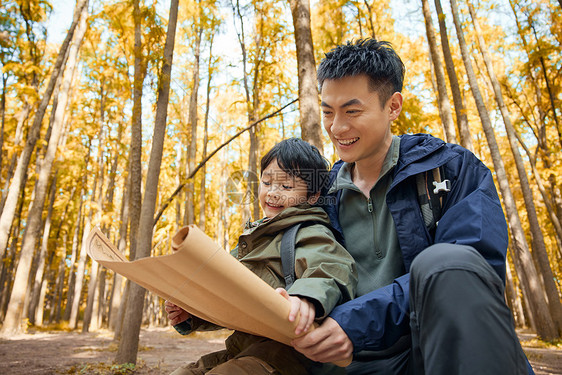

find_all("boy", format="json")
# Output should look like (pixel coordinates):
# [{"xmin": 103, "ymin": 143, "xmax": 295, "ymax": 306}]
[{"xmin": 167, "ymin": 138, "xmax": 357, "ymax": 375}]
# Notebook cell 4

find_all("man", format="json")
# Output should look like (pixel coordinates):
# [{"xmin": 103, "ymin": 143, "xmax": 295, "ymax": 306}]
[{"xmin": 292, "ymin": 38, "xmax": 532, "ymax": 374}]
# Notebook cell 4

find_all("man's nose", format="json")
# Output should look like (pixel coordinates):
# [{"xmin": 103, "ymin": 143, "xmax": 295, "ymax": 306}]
[{"xmin": 329, "ymin": 113, "xmax": 349, "ymax": 136}]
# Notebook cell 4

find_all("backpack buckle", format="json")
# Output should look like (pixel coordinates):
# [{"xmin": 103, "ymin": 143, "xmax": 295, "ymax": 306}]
[{"xmin": 433, "ymin": 179, "xmax": 451, "ymax": 194}]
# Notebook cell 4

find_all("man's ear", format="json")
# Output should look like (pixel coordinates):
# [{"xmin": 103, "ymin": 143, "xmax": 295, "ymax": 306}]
[
  {"xmin": 388, "ymin": 92, "xmax": 403, "ymax": 121},
  {"xmin": 307, "ymin": 192, "xmax": 321, "ymax": 205}
]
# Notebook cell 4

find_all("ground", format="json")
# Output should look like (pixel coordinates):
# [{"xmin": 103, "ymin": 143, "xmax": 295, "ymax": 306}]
[{"xmin": 0, "ymin": 327, "xmax": 560, "ymax": 374}]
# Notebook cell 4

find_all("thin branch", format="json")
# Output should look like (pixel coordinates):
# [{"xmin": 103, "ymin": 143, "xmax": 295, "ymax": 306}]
[{"xmin": 153, "ymin": 98, "xmax": 298, "ymax": 225}]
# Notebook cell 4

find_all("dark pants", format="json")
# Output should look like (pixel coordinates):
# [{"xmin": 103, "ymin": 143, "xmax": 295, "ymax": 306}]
[{"xmin": 347, "ymin": 244, "xmax": 530, "ymax": 375}]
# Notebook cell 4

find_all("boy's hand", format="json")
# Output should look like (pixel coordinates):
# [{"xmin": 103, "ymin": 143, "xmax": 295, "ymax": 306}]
[
  {"xmin": 276, "ymin": 288, "xmax": 315, "ymax": 336},
  {"xmin": 164, "ymin": 300, "xmax": 191, "ymax": 326}
]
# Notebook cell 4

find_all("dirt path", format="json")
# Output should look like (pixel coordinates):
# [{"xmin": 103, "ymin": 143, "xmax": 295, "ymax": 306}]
[{"xmin": 0, "ymin": 327, "xmax": 560, "ymax": 374}]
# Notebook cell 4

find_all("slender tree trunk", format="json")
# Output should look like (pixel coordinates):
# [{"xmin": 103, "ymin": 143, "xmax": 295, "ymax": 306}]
[
  {"xmin": 82, "ymin": 261, "xmax": 100, "ymax": 332},
  {"xmin": 28, "ymin": 172, "xmax": 58, "ymax": 324},
  {"xmin": 0, "ymin": 185, "xmax": 26, "ymax": 320},
  {"xmin": 505, "ymin": 259, "xmax": 526, "ymax": 328},
  {"xmin": 449, "ymin": 0, "xmax": 557, "ymax": 340},
  {"xmin": 0, "ymin": 73, "xmax": 6, "ymax": 172},
  {"xmin": 290, "ymin": 0, "xmax": 323, "ymax": 152},
  {"xmin": 69, "ymin": 215, "xmax": 91, "ymax": 329},
  {"xmin": 233, "ymin": 0, "xmax": 258, "ymax": 223},
  {"xmin": 469, "ymin": 3, "xmax": 562, "ymax": 335},
  {"xmin": 434, "ymin": 0, "xmax": 473, "ymax": 152},
  {"xmin": 116, "ymin": 0, "xmax": 179, "ymax": 364},
  {"xmin": 529, "ymin": 26, "xmax": 562, "ymax": 149},
  {"xmin": 114, "ymin": 0, "xmax": 145, "ymax": 344},
  {"xmin": 0, "ymin": 6, "xmax": 88, "ymax": 334},
  {"xmin": 109, "ymin": 176, "xmax": 129, "ymax": 331},
  {"xmin": 185, "ymin": 26, "xmax": 202, "ymax": 226},
  {"xmin": 50, "ymin": 249, "xmax": 67, "ymax": 324},
  {"xmin": 0, "ymin": 104, "xmax": 31, "ymax": 214},
  {"xmin": 64, "ymin": 201, "xmax": 84, "ymax": 321},
  {"xmin": 421, "ymin": 0, "xmax": 456, "ymax": 143},
  {"xmin": 129, "ymin": 0, "xmax": 146, "ymax": 262},
  {"xmin": 0, "ymin": 0, "xmax": 88, "ymax": 261},
  {"xmin": 198, "ymin": 35, "xmax": 214, "ymax": 231}
]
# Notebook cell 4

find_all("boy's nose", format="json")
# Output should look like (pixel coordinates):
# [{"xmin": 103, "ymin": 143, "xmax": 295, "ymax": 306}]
[{"xmin": 267, "ymin": 188, "xmax": 279, "ymax": 198}]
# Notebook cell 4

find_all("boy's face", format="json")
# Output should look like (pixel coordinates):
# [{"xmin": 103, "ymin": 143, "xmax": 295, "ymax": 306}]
[
  {"xmin": 320, "ymin": 74, "xmax": 402, "ymax": 167},
  {"xmin": 258, "ymin": 159, "xmax": 312, "ymax": 218}
]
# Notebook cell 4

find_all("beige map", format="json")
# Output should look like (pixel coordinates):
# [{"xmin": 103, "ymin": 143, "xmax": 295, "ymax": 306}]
[{"xmin": 86, "ymin": 225, "xmax": 351, "ymax": 367}]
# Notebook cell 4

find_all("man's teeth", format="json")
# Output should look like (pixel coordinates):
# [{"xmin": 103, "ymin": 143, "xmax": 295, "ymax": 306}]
[
  {"xmin": 268, "ymin": 203, "xmax": 282, "ymax": 207},
  {"xmin": 339, "ymin": 138, "xmax": 358, "ymax": 145}
]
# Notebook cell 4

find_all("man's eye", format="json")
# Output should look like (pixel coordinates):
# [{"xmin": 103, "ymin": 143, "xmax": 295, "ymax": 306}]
[
  {"xmin": 322, "ymin": 111, "xmax": 333, "ymax": 116},
  {"xmin": 347, "ymin": 109, "xmax": 360, "ymax": 114}
]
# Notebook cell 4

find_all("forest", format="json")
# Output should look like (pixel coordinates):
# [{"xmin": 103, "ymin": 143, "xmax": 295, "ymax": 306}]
[{"xmin": 0, "ymin": 0, "xmax": 561, "ymax": 366}]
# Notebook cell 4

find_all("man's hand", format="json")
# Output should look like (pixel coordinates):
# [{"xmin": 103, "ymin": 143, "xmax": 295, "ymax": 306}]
[
  {"xmin": 276, "ymin": 288, "xmax": 315, "ymax": 336},
  {"xmin": 291, "ymin": 317, "xmax": 353, "ymax": 363},
  {"xmin": 164, "ymin": 300, "xmax": 190, "ymax": 326}
]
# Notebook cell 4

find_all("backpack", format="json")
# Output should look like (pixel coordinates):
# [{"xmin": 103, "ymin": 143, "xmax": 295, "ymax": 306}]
[{"xmin": 281, "ymin": 167, "xmax": 451, "ymax": 289}]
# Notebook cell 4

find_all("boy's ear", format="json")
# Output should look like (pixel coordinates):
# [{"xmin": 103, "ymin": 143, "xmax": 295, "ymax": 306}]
[{"xmin": 307, "ymin": 192, "xmax": 321, "ymax": 205}]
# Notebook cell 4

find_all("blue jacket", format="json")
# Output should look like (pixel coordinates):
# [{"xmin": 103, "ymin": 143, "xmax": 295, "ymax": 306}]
[{"xmin": 323, "ymin": 133, "xmax": 509, "ymax": 352}]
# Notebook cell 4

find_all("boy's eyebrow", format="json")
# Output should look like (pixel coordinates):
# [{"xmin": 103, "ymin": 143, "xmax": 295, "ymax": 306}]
[{"xmin": 320, "ymin": 98, "xmax": 361, "ymax": 108}]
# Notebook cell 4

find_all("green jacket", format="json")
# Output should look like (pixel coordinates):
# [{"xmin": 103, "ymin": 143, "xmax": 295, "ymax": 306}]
[{"xmin": 235, "ymin": 204, "xmax": 357, "ymax": 318}]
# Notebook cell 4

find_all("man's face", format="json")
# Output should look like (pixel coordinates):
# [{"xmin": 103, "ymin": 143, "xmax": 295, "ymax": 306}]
[{"xmin": 321, "ymin": 74, "xmax": 402, "ymax": 166}]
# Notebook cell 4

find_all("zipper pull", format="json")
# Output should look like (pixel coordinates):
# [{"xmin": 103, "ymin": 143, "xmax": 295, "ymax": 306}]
[{"xmin": 367, "ymin": 197, "xmax": 373, "ymax": 213}]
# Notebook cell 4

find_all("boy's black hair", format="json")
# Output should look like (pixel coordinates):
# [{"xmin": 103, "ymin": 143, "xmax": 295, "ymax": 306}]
[
  {"xmin": 317, "ymin": 38, "xmax": 405, "ymax": 107},
  {"xmin": 260, "ymin": 138, "xmax": 329, "ymax": 198}
]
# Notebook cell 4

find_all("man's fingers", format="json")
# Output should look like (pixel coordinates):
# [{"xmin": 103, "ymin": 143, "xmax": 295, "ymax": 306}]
[{"xmin": 292, "ymin": 318, "xmax": 353, "ymax": 363}]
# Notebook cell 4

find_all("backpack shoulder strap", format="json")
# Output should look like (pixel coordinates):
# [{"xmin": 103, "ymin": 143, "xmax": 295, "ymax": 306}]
[
  {"xmin": 280, "ymin": 222, "xmax": 302, "ymax": 290},
  {"xmin": 416, "ymin": 166, "xmax": 451, "ymax": 233}
]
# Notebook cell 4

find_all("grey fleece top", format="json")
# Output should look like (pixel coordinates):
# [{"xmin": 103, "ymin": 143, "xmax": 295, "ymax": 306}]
[{"xmin": 329, "ymin": 136, "xmax": 405, "ymax": 296}]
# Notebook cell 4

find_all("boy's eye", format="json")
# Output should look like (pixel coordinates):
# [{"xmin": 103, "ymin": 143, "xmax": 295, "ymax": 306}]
[
  {"xmin": 262, "ymin": 181, "xmax": 271, "ymax": 186},
  {"xmin": 282, "ymin": 184, "xmax": 293, "ymax": 190}
]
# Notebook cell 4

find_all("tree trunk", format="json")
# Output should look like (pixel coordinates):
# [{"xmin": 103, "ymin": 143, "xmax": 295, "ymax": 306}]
[
  {"xmin": 28, "ymin": 172, "xmax": 58, "ymax": 325},
  {"xmin": 129, "ymin": 0, "xmax": 146, "ymax": 262},
  {"xmin": 115, "ymin": 0, "xmax": 179, "ymax": 364},
  {"xmin": 64, "ymin": 200, "xmax": 84, "ymax": 321},
  {"xmin": 0, "ymin": 185, "xmax": 26, "ymax": 320},
  {"xmin": 109, "ymin": 176, "xmax": 130, "ymax": 331},
  {"xmin": 69, "ymin": 215, "xmax": 91, "ymax": 329},
  {"xmin": 449, "ymin": 0, "xmax": 557, "ymax": 340},
  {"xmin": 185, "ymin": 26, "xmax": 202, "ymax": 226},
  {"xmin": 469, "ymin": 3, "xmax": 562, "ymax": 335},
  {"xmin": 0, "ymin": 0, "xmax": 88, "ymax": 261},
  {"xmin": 50, "ymin": 246, "xmax": 67, "ymax": 324},
  {"xmin": 505, "ymin": 259, "xmax": 526, "ymax": 328},
  {"xmin": 434, "ymin": 0, "xmax": 473, "ymax": 152},
  {"xmin": 290, "ymin": 0, "xmax": 323, "ymax": 152},
  {"xmin": 0, "ymin": 103, "xmax": 31, "ymax": 214},
  {"xmin": 0, "ymin": 5, "xmax": 88, "ymax": 334},
  {"xmin": 233, "ymin": 0, "xmax": 259, "ymax": 223},
  {"xmin": 198, "ymin": 35, "xmax": 215, "ymax": 231},
  {"xmin": 82, "ymin": 261, "xmax": 100, "ymax": 332},
  {"xmin": 421, "ymin": 0, "xmax": 456, "ymax": 143}
]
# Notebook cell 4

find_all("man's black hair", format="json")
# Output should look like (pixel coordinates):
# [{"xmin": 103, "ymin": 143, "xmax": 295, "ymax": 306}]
[
  {"xmin": 317, "ymin": 38, "xmax": 405, "ymax": 107},
  {"xmin": 260, "ymin": 138, "xmax": 329, "ymax": 198}
]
